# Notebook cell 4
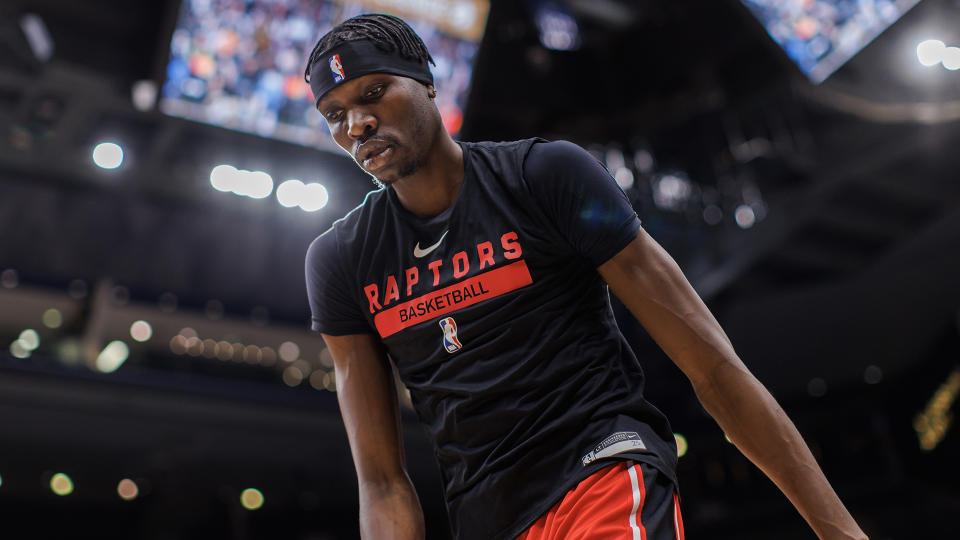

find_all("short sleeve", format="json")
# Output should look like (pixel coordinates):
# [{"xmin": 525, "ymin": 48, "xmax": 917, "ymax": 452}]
[
  {"xmin": 522, "ymin": 140, "xmax": 641, "ymax": 266},
  {"xmin": 305, "ymin": 228, "xmax": 373, "ymax": 335}
]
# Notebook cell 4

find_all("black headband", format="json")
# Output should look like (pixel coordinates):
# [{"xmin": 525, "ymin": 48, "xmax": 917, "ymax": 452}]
[{"xmin": 307, "ymin": 39, "xmax": 434, "ymax": 106}]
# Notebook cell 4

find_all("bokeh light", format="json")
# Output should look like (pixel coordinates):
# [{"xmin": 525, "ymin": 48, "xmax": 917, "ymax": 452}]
[
  {"xmin": 282, "ymin": 365, "xmax": 304, "ymax": 387},
  {"xmin": 169, "ymin": 335, "xmax": 187, "ymax": 355},
  {"xmin": 276, "ymin": 179, "xmax": 329, "ymax": 212},
  {"xmin": 240, "ymin": 488, "xmax": 264, "ymax": 510},
  {"xmin": 242, "ymin": 344, "xmax": 261, "ymax": 364},
  {"xmin": 216, "ymin": 341, "xmax": 234, "ymax": 361},
  {"xmin": 319, "ymin": 348, "xmax": 334, "ymax": 369},
  {"xmin": 96, "ymin": 340, "xmax": 130, "ymax": 373},
  {"xmin": 278, "ymin": 341, "xmax": 300, "ymax": 362},
  {"xmin": 734, "ymin": 205, "xmax": 756, "ymax": 229},
  {"xmin": 674, "ymin": 433, "xmax": 688, "ymax": 458},
  {"xmin": 942, "ymin": 46, "xmax": 960, "ymax": 70},
  {"xmin": 260, "ymin": 346, "xmax": 277, "ymax": 366},
  {"xmin": 42, "ymin": 308, "xmax": 63, "ymax": 329},
  {"xmin": 917, "ymin": 39, "xmax": 945, "ymax": 66},
  {"xmin": 117, "ymin": 478, "xmax": 139, "ymax": 501},
  {"xmin": 309, "ymin": 370, "xmax": 326, "ymax": 391},
  {"xmin": 614, "ymin": 168, "xmax": 634, "ymax": 189},
  {"xmin": 231, "ymin": 342, "xmax": 245, "ymax": 362},
  {"xmin": 92, "ymin": 142, "xmax": 124, "ymax": 169},
  {"xmin": 130, "ymin": 320, "xmax": 153, "ymax": 342},
  {"xmin": 186, "ymin": 337, "xmax": 203, "ymax": 356},
  {"xmin": 202, "ymin": 338, "xmax": 217, "ymax": 358},
  {"xmin": 19, "ymin": 329, "xmax": 40, "ymax": 350},
  {"xmin": 323, "ymin": 372, "xmax": 337, "ymax": 392},
  {"xmin": 50, "ymin": 473, "xmax": 74, "ymax": 496},
  {"xmin": 209, "ymin": 164, "xmax": 273, "ymax": 199},
  {"xmin": 10, "ymin": 340, "xmax": 30, "ymax": 359}
]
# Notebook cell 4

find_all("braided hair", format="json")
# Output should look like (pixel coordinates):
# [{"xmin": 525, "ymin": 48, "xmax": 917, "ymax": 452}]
[{"xmin": 304, "ymin": 13, "xmax": 435, "ymax": 84}]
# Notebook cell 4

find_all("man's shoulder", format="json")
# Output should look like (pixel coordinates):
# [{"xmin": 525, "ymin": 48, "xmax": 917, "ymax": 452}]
[
  {"xmin": 464, "ymin": 137, "xmax": 545, "ymax": 158},
  {"xmin": 334, "ymin": 187, "xmax": 391, "ymax": 232},
  {"xmin": 461, "ymin": 138, "xmax": 547, "ymax": 192},
  {"xmin": 523, "ymin": 139, "xmax": 598, "ymax": 177},
  {"xmin": 307, "ymin": 187, "xmax": 389, "ymax": 260},
  {"xmin": 465, "ymin": 138, "xmax": 595, "ymax": 180}
]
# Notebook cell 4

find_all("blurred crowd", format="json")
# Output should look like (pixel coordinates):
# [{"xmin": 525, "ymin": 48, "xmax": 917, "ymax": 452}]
[
  {"xmin": 743, "ymin": 0, "xmax": 918, "ymax": 77},
  {"xmin": 162, "ymin": 0, "xmax": 480, "ymax": 145}
]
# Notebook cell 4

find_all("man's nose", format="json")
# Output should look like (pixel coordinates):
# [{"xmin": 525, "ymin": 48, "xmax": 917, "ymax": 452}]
[{"xmin": 347, "ymin": 108, "xmax": 377, "ymax": 140}]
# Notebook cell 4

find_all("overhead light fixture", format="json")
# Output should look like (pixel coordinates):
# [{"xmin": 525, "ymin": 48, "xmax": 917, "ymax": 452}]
[
  {"xmin": 96, "ymin": 340, "xmax": 130, "ymax": 373},
  {"xmin": 276, "ymin": 179, "xmax": 329, "ymax": 212},
  {"xmin": 92, "ymin": 142, "xmax": 124, "ymax": 169},
  {"xmin": 652, "ymin": 173, "xmax": 693, "ymax": 211},
  {"xmin": 917, "ymin": 39, "xmax": 946, "ymax": 66},
  {"xmin": 942, "ymin": 46, "xmax": 960, "ymax": 70},
  {"xmin": 131, "ymin": 80, "xmax": 158, "ymax": 111},
  {"xmin": 209, "ymin": 164, "xmax": 274, "ymax": 199},
  {"xmin": 19, "ymin": 14, "xmax": 54, "ymax": 62},
  {"xmin": 916, "ymin": 39, "xmax": 960, "ymax": 71},
  {"xmin": 534, "ymin": 1, "xmax": 581, "ymax": 51}
]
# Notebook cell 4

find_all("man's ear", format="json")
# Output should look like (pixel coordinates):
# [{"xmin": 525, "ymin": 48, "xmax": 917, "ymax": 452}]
[{"xmin": 427, "ymin": 85, "xmax": 437, "ymax": 99}]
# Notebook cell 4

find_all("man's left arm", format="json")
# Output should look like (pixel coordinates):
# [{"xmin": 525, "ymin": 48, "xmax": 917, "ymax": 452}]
[{"xmin": 598, "ymin": 227, "xmax": 868, "ymax": 540}]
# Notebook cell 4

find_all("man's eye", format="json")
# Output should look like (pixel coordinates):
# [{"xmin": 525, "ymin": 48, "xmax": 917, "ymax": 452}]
[
  {"xmin": 325, "ymin": 110, "xmax": 343, "ymax": 122},
  {"xmin": 365, "ymin": 85, "xmax": 385, "ymax": 98}
]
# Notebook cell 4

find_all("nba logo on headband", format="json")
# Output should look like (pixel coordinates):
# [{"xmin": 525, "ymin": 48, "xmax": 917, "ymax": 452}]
[{"xmin": 329, "ymin": 54, "xmax": 345, "ymax": 83}]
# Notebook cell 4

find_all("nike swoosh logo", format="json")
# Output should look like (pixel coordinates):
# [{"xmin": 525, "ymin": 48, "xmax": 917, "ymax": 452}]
[{"xmin": 413, "ymin": 230, "xmax": 448, "ymax": 258}]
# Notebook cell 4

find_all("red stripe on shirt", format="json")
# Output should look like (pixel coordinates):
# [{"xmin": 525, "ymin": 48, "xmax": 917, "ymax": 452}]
[{"xmin": 374, "ymin": 260, "xmax": 533, "ymax": 338}]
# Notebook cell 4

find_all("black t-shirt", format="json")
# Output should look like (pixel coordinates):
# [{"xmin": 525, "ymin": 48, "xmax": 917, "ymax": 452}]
[{"xmin": 305, "ymin": 138, "xmax": 678, "ymax": 540}]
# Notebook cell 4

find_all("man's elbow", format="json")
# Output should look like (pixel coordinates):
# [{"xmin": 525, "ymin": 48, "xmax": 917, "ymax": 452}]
[
  {"xmin": 683, "ymin": 350, "xmax": 755, "ymax": 404},
  {"xmin": 357, "ymin": 465, "xmax": 414, "ymax": 494}
]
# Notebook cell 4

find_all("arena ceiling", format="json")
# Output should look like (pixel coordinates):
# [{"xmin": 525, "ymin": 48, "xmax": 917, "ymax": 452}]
[{"xmin": 2, "ymin": 0, "xmax": 957, "ymax": 370}]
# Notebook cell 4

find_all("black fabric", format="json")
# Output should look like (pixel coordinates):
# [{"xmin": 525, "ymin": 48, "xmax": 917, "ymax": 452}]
[
  {"xmin": 308, "ymin": 39, "xmax": 434, "ymax": 105},
  {"xmin": 633, "ymin": 461, "xmax": 683, "ymax": 540},
  {"xmin": 305, "ymin": 139, "xmax": 678, "ymax": 539}
]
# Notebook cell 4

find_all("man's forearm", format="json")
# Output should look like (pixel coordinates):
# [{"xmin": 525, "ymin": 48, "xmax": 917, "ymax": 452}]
[
  {"xmin": 359, "ymin": 477, "xmax": 425, "ymax": 539},
  {"xmin": 692, "ymin": 356, "xmax": 867, "ymax": 540}
]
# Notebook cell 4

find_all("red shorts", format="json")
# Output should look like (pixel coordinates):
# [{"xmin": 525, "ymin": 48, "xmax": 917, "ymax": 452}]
[{"xmin": 516, "ymin": 461, "xmax": 684, "ymax": 540}]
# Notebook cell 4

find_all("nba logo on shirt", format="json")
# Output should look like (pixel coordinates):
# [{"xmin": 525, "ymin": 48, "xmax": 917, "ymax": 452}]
[
  {"xmin": 329, "ymin": 54, "xmax": 345, "ymax": 83},
  {"xmin": 439, "ymin": 317, "xmax": 463, "ymax": 353}
]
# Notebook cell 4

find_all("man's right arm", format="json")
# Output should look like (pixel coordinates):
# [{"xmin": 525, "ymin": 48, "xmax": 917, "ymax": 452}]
[{"xmin": 322, "ymin": 332, "xmax": 425, "ymax": 539}]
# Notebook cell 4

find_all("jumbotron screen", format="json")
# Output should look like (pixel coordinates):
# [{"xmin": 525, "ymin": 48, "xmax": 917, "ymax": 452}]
[
  {"xmin": 740, "ymin": 0, "xmax": 921, "ymax": 83},
  {"xmin": 160, "ymin": 0, "xmax": 489, "ymax": 148}
]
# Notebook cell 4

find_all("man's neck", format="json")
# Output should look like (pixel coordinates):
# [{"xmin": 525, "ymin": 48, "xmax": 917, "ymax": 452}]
[{"xmin": 390, "ymin": 135, "xmax": 464, "ymax": 218}]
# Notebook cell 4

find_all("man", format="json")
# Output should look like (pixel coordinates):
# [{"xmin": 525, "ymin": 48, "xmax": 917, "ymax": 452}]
[{"xmin": 303, "ymin": 13, "xmax": 868, "ymax": 540}]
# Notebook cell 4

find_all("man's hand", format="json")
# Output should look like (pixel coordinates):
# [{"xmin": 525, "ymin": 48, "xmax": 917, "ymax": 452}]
[{"xmin": 598, "ymin": 228, "xmax": 868, "ymax": 540}]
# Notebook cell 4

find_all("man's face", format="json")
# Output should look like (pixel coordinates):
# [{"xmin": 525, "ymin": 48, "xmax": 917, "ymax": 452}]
[{"xmin": 316, "ymin": 73, "xmax": 438, "ymax": 185}]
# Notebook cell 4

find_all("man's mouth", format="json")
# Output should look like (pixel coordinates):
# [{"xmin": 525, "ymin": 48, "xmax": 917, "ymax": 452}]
[{"xmin": 360, "ymin": 144, "xmax": 393, "ymax": 171}]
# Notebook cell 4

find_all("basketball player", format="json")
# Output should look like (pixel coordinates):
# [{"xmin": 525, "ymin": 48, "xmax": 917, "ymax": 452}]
[{"xmin": 303, "ymin": 13, "xmax": 868, "ymax": 540}]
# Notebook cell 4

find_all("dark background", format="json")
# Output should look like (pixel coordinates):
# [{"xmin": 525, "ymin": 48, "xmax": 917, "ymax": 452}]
[{"xmin": 1, "ymin": 0, "xmax": 958, "ymax": 538}]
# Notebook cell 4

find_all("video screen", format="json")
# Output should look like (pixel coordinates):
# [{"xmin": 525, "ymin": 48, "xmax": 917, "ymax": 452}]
[
  {"xmin": 741, "ymin": 0, "xmax": 922, "ymax": 83},
  {"xmin": 160, "ymin": 0, "xmax": 490, "ymax": 149}
]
